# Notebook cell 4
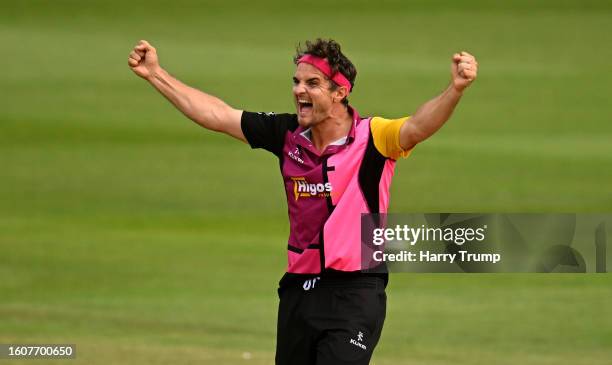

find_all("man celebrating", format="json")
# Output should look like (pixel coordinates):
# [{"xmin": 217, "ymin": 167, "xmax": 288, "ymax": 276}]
[{"xmin": 128, "ymin": 38, "xmax": 478, "ymax": 365}]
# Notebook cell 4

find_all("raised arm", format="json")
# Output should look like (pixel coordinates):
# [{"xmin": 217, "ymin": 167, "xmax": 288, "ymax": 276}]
[
  {"xmin": 399, "ymin": 51, "xmax": 478, "ymax": 151},
  {"xmin": 128, "ymin": 40, "xmax": 246, "ymax": 142}
]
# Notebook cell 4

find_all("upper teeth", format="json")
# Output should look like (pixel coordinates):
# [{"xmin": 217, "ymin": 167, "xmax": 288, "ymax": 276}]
[{"xmin": 299, "ymin": 100, "xmax": 310, "ymax": 103}]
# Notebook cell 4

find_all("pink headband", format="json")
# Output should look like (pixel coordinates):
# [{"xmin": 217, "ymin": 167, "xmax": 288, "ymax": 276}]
[{"xmin": 297, "ymin": 54, "xmax": 352, "ymax": 92}]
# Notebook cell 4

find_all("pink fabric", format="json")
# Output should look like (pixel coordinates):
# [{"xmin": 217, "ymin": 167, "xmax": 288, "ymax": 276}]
[
  {"xmin": 288, "ymin": 248, "xmax": 322, "ymax": 274},
  {"xmin": 323, "ymin": 118, "xmax": 371, "ymax": 271},
  {"xmin": 298, "ymin": 54, "xmax": 352, "ymax": 92}
]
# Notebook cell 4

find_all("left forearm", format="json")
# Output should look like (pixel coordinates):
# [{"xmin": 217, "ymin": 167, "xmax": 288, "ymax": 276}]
[
  {"xmin": 399, "ymin": 51, "xmax": 478, "ymax": 151},
  {"xmin": 399, "ymin": 84, "xmax": 463, "ymax": 150}
]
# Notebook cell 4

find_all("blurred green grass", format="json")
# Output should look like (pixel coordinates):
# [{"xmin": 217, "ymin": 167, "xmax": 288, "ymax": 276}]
[{"xmin": 1, "ymin": 1, "xmax": 611, "ymax": 364}]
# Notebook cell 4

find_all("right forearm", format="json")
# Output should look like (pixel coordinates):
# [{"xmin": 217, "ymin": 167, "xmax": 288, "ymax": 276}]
[{"xmin": 146, "ymin": 67, "xmax": 229, "ymax": 131}]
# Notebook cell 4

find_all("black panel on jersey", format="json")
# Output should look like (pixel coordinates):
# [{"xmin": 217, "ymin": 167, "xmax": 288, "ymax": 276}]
[
  {"xmin": 240, "ymin": 111, "xmax": 299, "ymax": 157},
  {"xmin": 358, "ymin": 131, "xmax": 387, "ymax": 214}
]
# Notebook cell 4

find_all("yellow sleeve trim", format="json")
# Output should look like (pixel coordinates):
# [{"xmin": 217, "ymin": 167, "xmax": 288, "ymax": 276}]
[{"xmin": 370, "ymin": 116, "xmax": 412, "ymax": 160}]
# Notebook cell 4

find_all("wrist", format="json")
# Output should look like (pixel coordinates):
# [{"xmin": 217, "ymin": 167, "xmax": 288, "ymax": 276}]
[
  {"xmin": 146, "ymin": 66, "xmax": 164, "ymax": 82},
  {"xmin": 448, "ymin": 83, "xmax": 464, "ymax": 98}
]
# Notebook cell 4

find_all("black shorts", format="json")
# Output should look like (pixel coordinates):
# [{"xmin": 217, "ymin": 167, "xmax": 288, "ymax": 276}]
[{"xmin": 275, "ymin": 275, "xmax": 387, "ymax": 365}]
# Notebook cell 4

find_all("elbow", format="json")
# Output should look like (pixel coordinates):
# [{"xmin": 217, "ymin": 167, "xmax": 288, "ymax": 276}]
[
  {"xmin": 186, "ymin": 98, "xmax": 223, "ymax": 131},
  {"xmin": 198, "ymin": 104, "xmax": 234, "ymax": 132},
  {"xmin": 193, "ymin": 113, "xmax": 222, "ymax": 132},
  {"xmin": 400, "ymin": 122, "xmax": 427, "ymax": 150}
]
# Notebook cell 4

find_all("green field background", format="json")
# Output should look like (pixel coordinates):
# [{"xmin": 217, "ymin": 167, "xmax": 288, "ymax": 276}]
[{"xmin": 1, "ymin": 1, "xmax": 611, "ymax": 364}]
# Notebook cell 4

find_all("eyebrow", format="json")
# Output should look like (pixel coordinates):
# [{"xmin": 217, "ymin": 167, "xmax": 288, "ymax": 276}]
[{"xmin": 293, "ymin": 76, "xmax": 321, "ymax": 83}]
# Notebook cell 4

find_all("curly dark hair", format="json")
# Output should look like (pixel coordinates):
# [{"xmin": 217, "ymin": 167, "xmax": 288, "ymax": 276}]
[{"xmin": 293, "ymin": 38, "xmax": 357, "ymax": 106}]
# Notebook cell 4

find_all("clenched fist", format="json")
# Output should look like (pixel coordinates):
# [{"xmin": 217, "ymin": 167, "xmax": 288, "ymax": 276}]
[
  {"xmin": 451, "ymin": 51, "xmax": 478, "ymax": 92},
  {"xmin": 128, "ymin": 40, "xmax": 160, "ymax": 80}
]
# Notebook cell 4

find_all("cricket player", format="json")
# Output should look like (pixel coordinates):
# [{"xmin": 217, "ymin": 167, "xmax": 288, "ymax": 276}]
[{"xmin": 128, "ymin": 38, "xmax": 478, "ymax": 365}]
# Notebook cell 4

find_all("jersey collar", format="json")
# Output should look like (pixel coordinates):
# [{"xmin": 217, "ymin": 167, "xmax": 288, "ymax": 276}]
[{"xmin": 293, "ymin": 105, "xmax": 360, "ymax": 156}]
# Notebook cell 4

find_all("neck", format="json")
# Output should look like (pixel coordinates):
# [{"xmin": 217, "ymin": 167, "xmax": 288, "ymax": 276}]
[{"xmin": 310, "ymin": 105, "xmax": 352, "ymax": 152}]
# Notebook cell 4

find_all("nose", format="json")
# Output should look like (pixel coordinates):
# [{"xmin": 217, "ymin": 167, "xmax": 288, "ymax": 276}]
[{"xmin": 293, "ymin": 81, "xmax": 306, "ymax": 95}]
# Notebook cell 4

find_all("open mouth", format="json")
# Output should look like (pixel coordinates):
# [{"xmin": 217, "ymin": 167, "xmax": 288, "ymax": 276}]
[{"xmin": 297, "ymin": 100, "xmax": 313, "ymax": 114}]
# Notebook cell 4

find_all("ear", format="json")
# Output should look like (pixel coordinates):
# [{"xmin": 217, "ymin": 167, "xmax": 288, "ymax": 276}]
[{"xmin": 333, "ymin": 85, "xmax": 349, "ymax": 103}]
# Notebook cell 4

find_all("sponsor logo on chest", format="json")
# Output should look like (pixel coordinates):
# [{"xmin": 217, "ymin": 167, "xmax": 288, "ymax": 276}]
[{"xmin": 291, "ymin": 177, "xmax": 332, "ymax": 201}]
